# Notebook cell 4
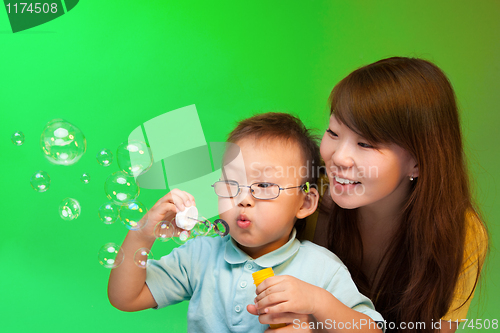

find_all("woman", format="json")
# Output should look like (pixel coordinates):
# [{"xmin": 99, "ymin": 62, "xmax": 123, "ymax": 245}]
[{"xmin": 250, "ymin": 57, "xmax": 488, "ymax": 333}]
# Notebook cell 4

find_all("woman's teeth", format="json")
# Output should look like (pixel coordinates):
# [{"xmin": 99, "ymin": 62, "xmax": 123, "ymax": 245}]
[{"xmin": 335, "ymin": 176, "xmax": 360, "ymax": 185}]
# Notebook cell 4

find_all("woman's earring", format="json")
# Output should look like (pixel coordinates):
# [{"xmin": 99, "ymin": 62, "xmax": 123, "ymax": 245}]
[{"xmin": 410, "ymin": 174, "xmax": 414, "ymax": 181}]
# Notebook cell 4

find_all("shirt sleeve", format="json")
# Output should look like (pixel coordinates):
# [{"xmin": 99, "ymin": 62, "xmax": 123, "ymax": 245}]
[
  {"xmin": 441, "ymin": 214, "xmax": 488, "ymax": 321},
  {"xmin": 145, "ymin": 241, "xmax": 196, "ymax": 309},
  {"xmin": 326, "ymin": 264, "xmax": 386, "ymax": 329}
]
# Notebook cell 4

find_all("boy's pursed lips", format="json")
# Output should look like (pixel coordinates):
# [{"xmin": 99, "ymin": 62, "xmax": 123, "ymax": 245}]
[{"xmin": 237, "ymin": 213, "xmax": 251, "ymax": 229}]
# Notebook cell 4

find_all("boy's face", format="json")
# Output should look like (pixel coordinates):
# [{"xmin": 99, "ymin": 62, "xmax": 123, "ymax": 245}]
[{"xmin": 218, "ymin": 137, "xmax": 311, "ymax": 259}]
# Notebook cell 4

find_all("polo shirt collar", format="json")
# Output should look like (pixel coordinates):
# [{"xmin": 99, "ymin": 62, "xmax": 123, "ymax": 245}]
[{"xmin": 224, "ymin": 229, "xmax": 300, "ymax": 268}]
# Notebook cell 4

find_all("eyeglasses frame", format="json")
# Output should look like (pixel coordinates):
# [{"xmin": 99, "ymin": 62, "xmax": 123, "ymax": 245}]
[{"xmin": 211, "ymin": 180, "xmax": 310, "ymax": 200}]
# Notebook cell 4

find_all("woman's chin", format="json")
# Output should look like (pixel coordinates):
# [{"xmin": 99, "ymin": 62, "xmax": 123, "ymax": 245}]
[{"xmin": 329, "ymin": 190, "xmax": 362, "ymax": 209}]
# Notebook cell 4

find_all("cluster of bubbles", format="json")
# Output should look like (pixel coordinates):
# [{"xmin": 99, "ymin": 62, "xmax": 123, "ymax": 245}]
[
  {"xmin": 19, "ymin": 118, "xmax": 223, "ymax": 271},
  {"xmin": 24, "ymin": 120, "xmax": 88, "ymax": 221},
  {"xmin": 154, "ymin": 217, "xmax": 227, "ymax": 246}
]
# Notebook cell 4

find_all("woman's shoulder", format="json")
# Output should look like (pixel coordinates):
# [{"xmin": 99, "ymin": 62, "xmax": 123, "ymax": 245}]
[{"xmin": 464, "ymin": 210, "xmax": 488, "ymax": 264}]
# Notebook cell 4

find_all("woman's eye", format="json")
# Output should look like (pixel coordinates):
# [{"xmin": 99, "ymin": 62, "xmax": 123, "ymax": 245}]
[
  {"xmin": 326, "ymin": 129, "xmax": 338, "ymax": 137},
  {"xmin": 257, "ymin": 183, "xmax": 272, "ymax": 188},
  {"xmin": 358, "ymin": 142, "xmax": 374, "ymax": 149}
]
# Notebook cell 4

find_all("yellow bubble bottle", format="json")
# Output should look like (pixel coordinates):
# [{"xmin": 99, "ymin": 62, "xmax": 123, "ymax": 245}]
[{"xmin": 252, "ymin": 267, "xmax": 287, "ymax": 329}]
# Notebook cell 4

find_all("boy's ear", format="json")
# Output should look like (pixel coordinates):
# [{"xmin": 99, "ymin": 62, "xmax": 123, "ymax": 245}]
[{"xmin": 296, "ymin": 187, "xmax": 319, "ymax": 219}]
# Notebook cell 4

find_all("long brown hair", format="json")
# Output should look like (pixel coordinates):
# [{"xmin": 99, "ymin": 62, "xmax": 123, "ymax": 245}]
[{"xmin": 326, "ymin": 57, "xmax": 488, "ymax": 332}]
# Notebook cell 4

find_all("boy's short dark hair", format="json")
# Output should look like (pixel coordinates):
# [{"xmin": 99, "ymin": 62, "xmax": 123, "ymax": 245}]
[{"xmin": 227, "ymin": 112, "xmax": 321, "ymax": 185}]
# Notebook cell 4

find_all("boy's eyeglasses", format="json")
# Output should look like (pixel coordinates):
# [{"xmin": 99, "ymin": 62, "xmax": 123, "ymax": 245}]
[{"xmin": 211, "ymin": 180, "xmax": 310, "ymax": 200}]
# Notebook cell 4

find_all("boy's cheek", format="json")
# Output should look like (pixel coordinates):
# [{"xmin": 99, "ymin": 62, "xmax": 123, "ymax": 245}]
[{"xmin": 218, "ymin": 198, "xmax": 238, "ymax": 216}]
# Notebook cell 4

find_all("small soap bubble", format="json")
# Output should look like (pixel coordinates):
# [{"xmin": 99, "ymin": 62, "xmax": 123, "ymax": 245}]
[
  {"xmin": 81, "ymin": 173, "xmax": 91, "ymax": 184},
  {"xmin": 119, "ymin": 200, "xmax": 147, "ymax": 230},
  {"xmin": 40, "ymin": 119, "xmax": 86, "ymax": 165},
  {"xmin": 154, "ymin": 220, "xmax": 174, "ymax": 242},
  {"xmin": 117, "ymin": 141, "xmax": 153, "ymax": 177},
  {"xmin": 96, "ymin": 149, "xmax": 113, "ymax": 167},
  {"xmin": 30, "ymin": 170, "xmax": 50, "ymax": 192},
  {"xmin": 99, "ymin": 202, "xmax": 118, "ymax": 224},
  {"xmin": 104, "ymin": 171, "xmax": 139, "ymax": 204},
  {"xmin": 171, "ymin": 228, "xmax": 193, "ymax": 245},
  {"xmin": 98, "ymin": 243, "xmax": 124, "ymax": 269},
  {"xmin": 134, "ymin": 247, "xmax": 153, "ymax": 269},
  {"xmin": 11, "ymin": 131, "xmax": 25, "ymax": 145},
  {"xmin": 59, "ymin": 198, "xmax": 81, "ymax": 221}
]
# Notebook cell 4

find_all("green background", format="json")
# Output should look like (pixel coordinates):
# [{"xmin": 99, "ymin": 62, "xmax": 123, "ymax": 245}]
[{"xmin": 1, "ymin": 0, "xmax": 498, "ymax": 332}]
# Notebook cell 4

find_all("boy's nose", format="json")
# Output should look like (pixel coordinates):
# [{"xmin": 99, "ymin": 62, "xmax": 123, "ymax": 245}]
[{"xmin": 238, "ymin": 188, "xmax": 255, "ymax": 207}]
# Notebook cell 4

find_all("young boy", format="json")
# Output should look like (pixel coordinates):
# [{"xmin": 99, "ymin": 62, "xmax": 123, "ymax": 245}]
[{"xmin": 108, "ymin": 112, "xmax": 384, "ymax": 332}]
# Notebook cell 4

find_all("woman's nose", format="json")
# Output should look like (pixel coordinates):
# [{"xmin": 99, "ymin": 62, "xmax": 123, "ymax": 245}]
[{"xmin": 331, "ymin": 142, "xmax": 355, "ymax": 169}]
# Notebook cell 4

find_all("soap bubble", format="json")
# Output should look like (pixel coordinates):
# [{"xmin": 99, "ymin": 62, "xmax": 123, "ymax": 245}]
[
  {"xmin": 30, "ymin": 170, "xmax": 50, "ymax": 192},
  {"xmin": 117, "ymin": 141, "xmax": 153, "ymax": 177},
  {"xmin": 154, "ymin": 220, "xmax": 174, "ymax": 242},
  {"xmin": 59, "ymin": 197, "xmax": 81, "ymax": 221},
  {"xmin": 171, "ymin": 228, "xmax": 193, "ymax": 245},
  {"xmin": 99, "ymin": 202, "xmax": 118, "ymax": 224},
  {"xmin": 11, "ymin": 131, "xmax": 25, "ymax": 145},
  {"xmin": 134, "ymin": 247, "xmax": 153, "ymax": 269},
  {"xmin": 104, "ymin": 171, "xmax": 139, "ymax": 204},
  {"xmin": 98, "ymin": 243, "xmax": 124, "ymax": 269},
  {"xmin": 40, "ymin": 119, "xmax": 86, "ymax": 165},
  {"xmin": 96, "ymin": 149, "xmax": 113, "ymax": 167},
  {"xmin": 119, "ymin": 200, "xmax": 147, "ymax": 230},
  {"xmin": 81, "ymin": 173, "xmax": 90, "ymax": 184}
]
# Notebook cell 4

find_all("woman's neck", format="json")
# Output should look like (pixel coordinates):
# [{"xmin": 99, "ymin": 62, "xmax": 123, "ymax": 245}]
[{"xmin": 356, "ymin": 197, "xmax": 406, "ymax": 282}]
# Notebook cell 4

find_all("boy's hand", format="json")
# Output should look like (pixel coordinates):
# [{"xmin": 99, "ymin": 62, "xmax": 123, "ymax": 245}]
[
  {"xmin": 139, "ymin": 188, "xmax": 196, "ymax": 239},
  {"xmin": 252, "ymin": 275, "xmax": 322, "ymax": 318}
]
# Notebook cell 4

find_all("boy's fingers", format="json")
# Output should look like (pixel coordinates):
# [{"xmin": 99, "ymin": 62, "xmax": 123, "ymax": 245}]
[
  {"xmin": 255, "ymin": 290, "xmax": 287, "ymax": 311},
  {"xmin": 255, "ymin": 276, "xmax": 284, "ymax": 295},
  {"xmin": 246, "ymin": 304, "xmax": 259, "ymax": 315},
  {"xmin": 169, "ymin": 189, "xmax": 196, "ymax": 211}
]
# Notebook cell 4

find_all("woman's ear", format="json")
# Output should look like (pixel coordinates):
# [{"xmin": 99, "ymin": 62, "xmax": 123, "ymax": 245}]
[
  {"xmin": 412, "ymin": 163, "xmax": 419, "ymax": 178},
  {"xmin": 296, "ymin": 186, "xmax": 319, "ymax": 219}
]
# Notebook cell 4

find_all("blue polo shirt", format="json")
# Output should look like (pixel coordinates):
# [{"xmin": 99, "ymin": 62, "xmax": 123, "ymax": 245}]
[{"xmin": 146, "ymin": 229, "xmax": 384, "ymax": 332}]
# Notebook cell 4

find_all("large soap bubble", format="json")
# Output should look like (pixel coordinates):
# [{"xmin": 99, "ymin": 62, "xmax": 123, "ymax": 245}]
[
  {"xmin": 117, "ymin": 141, "xmax": 153, "ymax": 177},
  {"xmin": 40, "ymin": 119, "xmax": 86, "ymax": 165},
  {"xmin": 104, "ymin": 171, "xmax": 139, "ymax": 205}
]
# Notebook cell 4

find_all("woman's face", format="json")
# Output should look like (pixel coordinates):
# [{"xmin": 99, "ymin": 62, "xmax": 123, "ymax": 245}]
[{"xmin": 320, "ymin": 116, "xmax": 417, "ymax": 211}]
